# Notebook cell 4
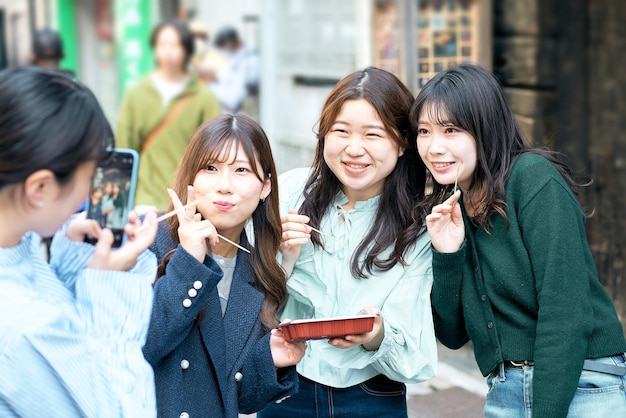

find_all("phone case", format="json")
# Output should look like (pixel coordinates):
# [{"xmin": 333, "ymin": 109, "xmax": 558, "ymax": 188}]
[{"xmin": 84, "ymin": 148, "xmax": 139, "ymax": 247}]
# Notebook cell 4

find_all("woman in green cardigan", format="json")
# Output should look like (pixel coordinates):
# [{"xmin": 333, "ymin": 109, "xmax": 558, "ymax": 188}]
[
  {"xmin": 411, "ymin": 64, "xmax": 626, "ymax": 417},
  {"xmin": 117, "ymin": 18, "xmax": 221, "ymax": 210}
]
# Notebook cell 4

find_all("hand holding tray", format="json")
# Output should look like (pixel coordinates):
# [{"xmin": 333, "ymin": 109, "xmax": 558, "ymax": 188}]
[{"xmin": 276, "ymin": 314, "xmax": 379, "ymax": 341}]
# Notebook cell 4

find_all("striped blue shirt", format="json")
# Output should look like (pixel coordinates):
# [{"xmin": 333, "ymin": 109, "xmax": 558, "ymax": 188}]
[{"xmin": 0, "ymin": 229, "xmax": 157, "ymax": 417}]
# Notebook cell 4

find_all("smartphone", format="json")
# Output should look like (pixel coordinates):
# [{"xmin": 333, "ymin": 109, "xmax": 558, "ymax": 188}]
[{"xmin": 85, "ymin": 148, "xmax": 139, "ymax": 247}]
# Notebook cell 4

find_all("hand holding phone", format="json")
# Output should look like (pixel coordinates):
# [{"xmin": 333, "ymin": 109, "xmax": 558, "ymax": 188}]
[
  {"xmin": 66, "ymin": 214, "xmax": 101, "ymax": 243},
  {"xmin": 87, "ymin": 210, "xmax": 158, "ymax": 271},
  {"xmin": 85, "ymin": 148, "xmax": 139, "ymax": 247}
]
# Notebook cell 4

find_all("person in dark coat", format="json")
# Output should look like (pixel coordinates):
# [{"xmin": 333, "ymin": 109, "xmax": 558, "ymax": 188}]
[{"xmin": 142, "ymin": 114, "xmax": 305, "ymax": 418}]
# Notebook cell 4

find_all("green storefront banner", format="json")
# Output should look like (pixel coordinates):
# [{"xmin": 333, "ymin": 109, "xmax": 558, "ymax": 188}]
[
  {"xmin": 56, "ymin": 0, "xmax": 78, "ymax": 75},
  {"xmin": 114, "ymin": 0, "xmax": 153, "ymax": 94}
]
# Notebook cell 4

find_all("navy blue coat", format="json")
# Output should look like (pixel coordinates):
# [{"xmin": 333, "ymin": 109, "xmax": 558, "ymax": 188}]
[{"xmin": 143, "ymin": 224, "xmax": 297, "ymax": 418}]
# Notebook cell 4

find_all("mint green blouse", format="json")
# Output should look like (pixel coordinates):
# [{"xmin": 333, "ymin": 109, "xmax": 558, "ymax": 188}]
[{"xmin": 278, "ymin": 168, "xmax": 437, "ymax": 388}]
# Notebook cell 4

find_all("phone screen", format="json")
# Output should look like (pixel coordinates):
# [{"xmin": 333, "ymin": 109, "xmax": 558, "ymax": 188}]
[{"xmin": 85, "ymin": 148, "xmax": 139, "ymax": 247}]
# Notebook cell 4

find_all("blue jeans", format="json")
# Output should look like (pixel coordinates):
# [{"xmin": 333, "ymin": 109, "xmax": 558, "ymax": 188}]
[
  {"xmin": 484, "ymin": 355, "xmax": 626, "ymax": 417},
  {"xmin": 258, "ymin": 374, "xmax": 407, "ymax": 418}
]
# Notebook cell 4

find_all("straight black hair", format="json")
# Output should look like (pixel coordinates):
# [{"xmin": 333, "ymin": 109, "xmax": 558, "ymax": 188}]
[
  {"xmin": 410, "ymin": 63, "xmax": 580, "ymax": 229},
  {"xmin": 0, "ymin": 66, "xmax": 113, "ymax": 189}
]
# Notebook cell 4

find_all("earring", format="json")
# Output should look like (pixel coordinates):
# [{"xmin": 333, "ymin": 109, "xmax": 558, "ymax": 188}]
[{"xmin": 36, "ymin": 201, "xmax": 44, "ymax": 208}]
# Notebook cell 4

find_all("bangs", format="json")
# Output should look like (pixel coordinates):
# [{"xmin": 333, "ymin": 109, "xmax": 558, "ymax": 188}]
[
  {"xmin": 197, "ymin": 134, "xmax": 264, "ymax": 181},
  {"xmin": 414, "ymin": 71, "xmax": 476, "ymax": 134},
  {"xmin": 200, "ymin": 135, "xmax": 238, "ymax": 164},
  {"xmin": 419, "ymin": 97, "xmax": 463, "ymax": 128}
]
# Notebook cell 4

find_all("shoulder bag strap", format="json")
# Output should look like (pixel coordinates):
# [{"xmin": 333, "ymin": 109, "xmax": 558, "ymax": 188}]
[{"xmin": 141, "ymin": 94, "xmax": 193, "ymax": 154}]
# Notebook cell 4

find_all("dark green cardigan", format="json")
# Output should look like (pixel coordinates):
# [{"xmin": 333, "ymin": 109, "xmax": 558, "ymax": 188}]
[{"xmin": 431, "ymin": 153, "xmax": 626, "ymax": 417}]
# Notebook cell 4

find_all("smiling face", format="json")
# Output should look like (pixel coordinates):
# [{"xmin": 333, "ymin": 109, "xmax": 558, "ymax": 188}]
[
  {"xmin": 416, "ymin": 104, "xmax": 478, "ymax": 191},
  {"xmin": 323, "ymin": 99, "xmax": 404, "ymax": 205},
  {"xmin": 192, "ymin": 143, "xmax": 270, "ymax": 237}
]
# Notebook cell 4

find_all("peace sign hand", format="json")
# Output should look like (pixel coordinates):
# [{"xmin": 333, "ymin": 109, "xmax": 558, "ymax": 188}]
[{"xmin": 168, "ymin": 186, "xmax": 218, "ymax": 263}]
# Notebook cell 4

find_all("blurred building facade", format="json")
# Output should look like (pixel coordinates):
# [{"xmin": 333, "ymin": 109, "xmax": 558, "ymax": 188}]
[{"xmin": 0, "ymin": 0, "xmax": 179, "ymax": 122}]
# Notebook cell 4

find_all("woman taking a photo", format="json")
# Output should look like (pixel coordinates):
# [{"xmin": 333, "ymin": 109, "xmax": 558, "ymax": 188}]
[{"xmin": 0, "ymin": 66, "xmax": 158, "ymax": 417}]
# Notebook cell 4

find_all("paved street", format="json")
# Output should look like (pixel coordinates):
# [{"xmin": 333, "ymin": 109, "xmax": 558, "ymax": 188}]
[{"xmin": 407, "ymin": 342, "xmax": 486, "ymax": 417}]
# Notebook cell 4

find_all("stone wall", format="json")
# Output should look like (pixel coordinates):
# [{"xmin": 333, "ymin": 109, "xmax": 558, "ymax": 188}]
[
  {"xmin": 493, "ymin": 0, "xmax": 560, "ymax": 149},
  {"xmin": 586, "ymin": 0, "xmax": 626, "ymax": 323},
  {"xmin": 494, "ymin": 0, "xmax": 626, "ymax": 325}
]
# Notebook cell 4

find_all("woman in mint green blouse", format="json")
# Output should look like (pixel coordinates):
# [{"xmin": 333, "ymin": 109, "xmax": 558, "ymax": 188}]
[{"xmin": 259, "ymin": 67, "xmax": 437, "ymax": 418}]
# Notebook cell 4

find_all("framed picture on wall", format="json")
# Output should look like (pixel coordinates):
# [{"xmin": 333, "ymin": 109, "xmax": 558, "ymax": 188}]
[{"xmin": 416, "ymin": 0, "xmax": 491, "ymax": 87}]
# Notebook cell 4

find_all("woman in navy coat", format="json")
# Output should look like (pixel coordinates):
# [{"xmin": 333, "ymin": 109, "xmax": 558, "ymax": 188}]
[{"xmin": 142, "ymin": 114, "xmax": 305, "ymax": 418}]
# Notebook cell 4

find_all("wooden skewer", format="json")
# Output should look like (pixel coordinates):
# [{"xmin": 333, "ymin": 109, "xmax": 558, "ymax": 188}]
[
  {"xmin": 308, "ymin": 226, "xmax": 337, "ymax": 241},
  {"xmin": 453, "ymin": 163, "xmax": 460, "ymax": 193},
  {"xmin": 215, "ymin": 234, "xmax": 250, "ymax": 253},
  {"xmin": 281, "ymin": 205, "xmax": 336, "ymax": 241},
  {"xmin": 135, "ymin": 199, "xmax": 251, "ymax": 253},
  {"xmin": 134, "ymin": 199, "xmax": 203, "ymax": 233},
  {"xmin": 153, "ymin": 198, "xmax": 204, "ymax": 224}
]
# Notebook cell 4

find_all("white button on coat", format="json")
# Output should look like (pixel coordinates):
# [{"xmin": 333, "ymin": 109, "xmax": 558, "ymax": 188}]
[
  {"xmin": 234, "ymin": 372, "xmax": 243, "ymax": 382},
  {"xmin": 188, "ymin": 288, "xmax": 198, "ymax": 298},
  {"xmin": 182, "ymin": 298, "xmax": 192, "ymax": 308},
  {"xmin": 193, "ymin": 280, "xmax": 202, "ymax": 290},
  {"xmin": 180, "ymin": 359, "xmax": 190, "ymax": 370},
  {"xmin": 180, "ymin": 413, "xmax": 189, "ymax": 418}
]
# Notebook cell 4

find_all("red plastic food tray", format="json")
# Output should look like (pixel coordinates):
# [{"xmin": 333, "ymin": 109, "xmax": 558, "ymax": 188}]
[{"xmin": 277, "ymin": 314, "xmax": 378, "ymax": 341}]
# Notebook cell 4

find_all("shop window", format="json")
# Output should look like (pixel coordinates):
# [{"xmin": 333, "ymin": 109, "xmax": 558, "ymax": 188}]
[
  {"xmin": 416, "ymin": 0, "xmax": 490, "ymax": 87},
  {"xmin": 373, "ymin": 0, "xmax": 401, "ymax": 76}
]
